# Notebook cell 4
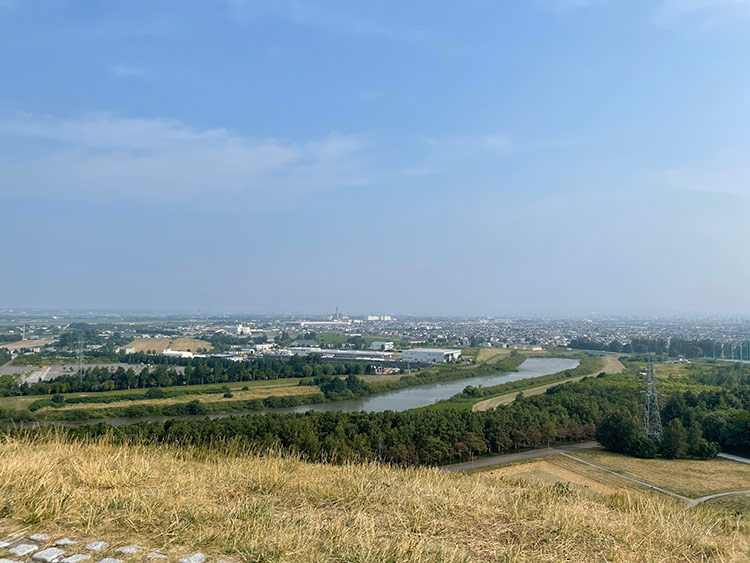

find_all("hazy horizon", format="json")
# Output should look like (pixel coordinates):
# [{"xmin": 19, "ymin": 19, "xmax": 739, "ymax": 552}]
[{"xmin": 3, "ymin": 1, "xmax": 750, "ymax": 316}]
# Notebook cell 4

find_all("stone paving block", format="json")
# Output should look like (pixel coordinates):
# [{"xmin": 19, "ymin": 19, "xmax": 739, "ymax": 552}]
[
  {"xmin": 178, "ymin": 553, "xmax": 205, "ymax": 563},
  {"xmin": 33, "ymin": 548, "xmax": 66, "ymax": 562},
  {"xmin": 60, "ymin": 555, "xmax": 90, "ymax": 563},
  {"xmin": 29, "ymin": 535, "xmax": 51, "ymax": 543},
  {"xmin": 9, "ymin": 544, "xmax": 39, "ymax": 557},
  {"xmin": 145, "ymin": 553, "xmax": 167, "ymax": 560},
  {"xmin": 96, "ymin": 559, "xmax": 121, "ymax": 563},
  {"xmin": 0, "ymin": 541, "xmax": 10, "ymax": 549},
  {"xmin": 0, "ymin": 558, "xmax": 20, "ymax": 563},
  {"xmin": 85, "ymin": 543, "xmax": 109, "ymax": 552},
  {"xmin": 55, "ymin": 539, "xmax": 77, "ymax": 547},
  {"xmin": 114, "ymin": 546, "xmax": 141, "ymax": 555}
]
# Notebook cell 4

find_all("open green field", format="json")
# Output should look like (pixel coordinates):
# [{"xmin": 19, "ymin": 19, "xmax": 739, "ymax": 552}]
[
  {"xmin": 42, "ymin": 384, "xmax": 319, "ymax": 413},
  {"xmin": 314, "ymin": 332, "xmax": 409, "ymax": 347}
]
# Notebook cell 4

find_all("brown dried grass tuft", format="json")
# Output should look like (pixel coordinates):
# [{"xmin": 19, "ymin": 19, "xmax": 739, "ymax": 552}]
[{"xmin": 0, "ymin": 431, "xmax": 747, "ymax": 562}]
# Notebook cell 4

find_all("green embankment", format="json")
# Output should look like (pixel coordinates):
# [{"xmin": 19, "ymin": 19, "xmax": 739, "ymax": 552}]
[
  {"xmin": 423, "ymin": 354, "xmax": 602, "ymax": 412},
  {"xmin": 1, "ymin": 355, "xmax": 528, "ymax": 423}
]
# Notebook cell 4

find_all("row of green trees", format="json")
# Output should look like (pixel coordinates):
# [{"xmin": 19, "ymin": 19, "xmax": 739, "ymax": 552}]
[
  {"xmin": 16, "ymin": 366, "xmax": 732, "ymax": 465},
  {"xmin": 2, "ymin": 356, "xmax": 376, "ymax": 398}
]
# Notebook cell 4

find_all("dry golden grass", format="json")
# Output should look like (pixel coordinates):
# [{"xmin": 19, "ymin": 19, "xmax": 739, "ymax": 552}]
[
  {"xmin": 485, "ymin": 456, "xmax": 648, "ymax": 496},
  {"xmin": 572, "ymin": 450, "xmax": 750, "ymax": 497},
  {"xmin": 1, "ymin": 435, "xmax": 748, "ymax": 562},
  {"xmin": 704, "ymin": 494, "xmax": 750, "ymax": 515},
  {"xmin": 125, "ymin": 338, "xmax": 212, "ymax": 353}
]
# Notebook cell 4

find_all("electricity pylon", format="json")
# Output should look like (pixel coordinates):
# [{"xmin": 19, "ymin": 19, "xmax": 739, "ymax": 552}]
[
  {"xmin": 76, "ymin": 335, "xmax": 85, "ymax": 381},
  {"xmin": 643, "ymin": 358, "xmax": 663, "ymax": 443}
]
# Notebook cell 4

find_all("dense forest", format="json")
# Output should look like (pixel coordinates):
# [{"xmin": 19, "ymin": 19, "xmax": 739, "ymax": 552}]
[{"xmin": 17, "ymin": 362, "xmax": 745, "ymax": 466}]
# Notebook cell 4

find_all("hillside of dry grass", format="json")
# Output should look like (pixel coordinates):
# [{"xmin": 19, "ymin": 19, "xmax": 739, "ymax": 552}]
[{"xmin": 0, "ymin": 435, "xmax": 748, "ymax": 562}]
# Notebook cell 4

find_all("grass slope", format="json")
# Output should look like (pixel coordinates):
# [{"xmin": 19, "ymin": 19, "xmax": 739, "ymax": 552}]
[{"xmin": 0, "ymin": 435, "xmax": 748, "ymax": 562}]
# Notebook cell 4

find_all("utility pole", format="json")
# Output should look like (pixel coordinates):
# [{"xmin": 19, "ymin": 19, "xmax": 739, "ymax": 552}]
[{"xmin": 644, "ymin": 358, "xmax": 663, "ymax": 443}]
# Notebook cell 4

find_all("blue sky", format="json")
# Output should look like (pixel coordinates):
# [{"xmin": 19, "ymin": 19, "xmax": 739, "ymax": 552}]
[{"xmin": 2, "ymin": 0, "xmax": 750, "ymax": 316}]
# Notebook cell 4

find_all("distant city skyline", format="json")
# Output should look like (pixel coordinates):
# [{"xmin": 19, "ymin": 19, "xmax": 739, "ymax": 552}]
[{"xmin": 2, "ymin": 1, "xmax": 750, "ymax": 315}]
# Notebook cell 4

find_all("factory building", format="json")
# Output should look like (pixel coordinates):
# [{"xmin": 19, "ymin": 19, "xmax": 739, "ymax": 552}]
[
  {"xmin": 369, "ymin": 341, "xmax": 394, "ymax": 351},
  {"xmin": 401, "ymin": 348, "xmax": 462, "ymax": 363}
]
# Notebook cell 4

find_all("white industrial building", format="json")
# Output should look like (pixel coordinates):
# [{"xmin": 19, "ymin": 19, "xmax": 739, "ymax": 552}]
[
  {"xmin": 162, "ymin": 349, "xmax": 195, "ymax": 359},
  {"xmin": 369, "ymin": 341, "xmax": 394, "ymax": 351},
  {"xmin": 401, "ymin": 348, "xmax": 462, "ymax": 363}
]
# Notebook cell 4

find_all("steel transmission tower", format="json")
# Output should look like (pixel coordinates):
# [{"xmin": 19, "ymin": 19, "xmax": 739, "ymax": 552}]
[
  {"xmin": 76, "ymin": 335, "xmax": 85, "ymax": 381},
  {"xmin": 643, "ymin": 359, "xmax": 663, "ymax": 443}
]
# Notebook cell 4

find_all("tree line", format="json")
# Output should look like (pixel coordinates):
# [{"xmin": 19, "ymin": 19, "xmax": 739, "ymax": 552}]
[
  {"xmin": 0, "ymin": 356, "xmax": 376, "ymax": 398},
  {"xmin": 569, "ymin": 336, "xmax": 750, "ymax": 359}
]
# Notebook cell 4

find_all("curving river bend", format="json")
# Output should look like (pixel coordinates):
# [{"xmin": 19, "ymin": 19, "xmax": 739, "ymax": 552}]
[{"xmin": 32, "ymin": 357, "xmax": 580, "ymax": 427}]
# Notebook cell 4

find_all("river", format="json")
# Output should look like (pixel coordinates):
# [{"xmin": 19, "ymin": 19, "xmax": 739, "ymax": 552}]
[
  {"xmin": 273, "ymin": 356, "xmax": 580, "ymax": 413},
  {"xmin": 24, "ymin": 357, "xmax": 579, "ymax": 428}
]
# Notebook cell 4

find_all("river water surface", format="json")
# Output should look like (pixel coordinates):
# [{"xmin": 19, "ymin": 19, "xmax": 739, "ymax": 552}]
[
  {"xmin": 273, "ymin": 356, "xmax": 580, "ymax": 414},
  {"xmin": 35, "ymin": 357, "xmax": 579, "ymax": 427}
]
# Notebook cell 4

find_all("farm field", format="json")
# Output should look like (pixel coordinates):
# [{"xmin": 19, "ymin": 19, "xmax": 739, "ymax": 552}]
[
  {"xmin": 125, "ymin": 338, "xmax": 212, "ymax": 353},
  {"xmin": 0, "ymin": 378, "xmax": 303, "ymax": 411},
  {"xmin": 0, "ymin": 339, "xmax": 57, "ymax": 351},
  {"xmin": 39, "ymin": 385, "xmax": 319, "ymax": 412}
]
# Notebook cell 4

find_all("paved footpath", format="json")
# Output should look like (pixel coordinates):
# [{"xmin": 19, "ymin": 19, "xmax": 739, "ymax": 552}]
[
  {"xmin": 443, "ymin": 441, "xmax": 599, "ymax": 472},
  {"xmin": 0, "ymin": 531, "xmax": 232, "ymax": 563}
]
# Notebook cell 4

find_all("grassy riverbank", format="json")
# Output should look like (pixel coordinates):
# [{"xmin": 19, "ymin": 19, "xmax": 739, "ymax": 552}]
[
  {"xmin": 0, "ymin": 354, "xmax": 527, "ymax": 423},
  {"xmin": 422, "ymin": 354, "xmax": 603, "ymax": 412}
]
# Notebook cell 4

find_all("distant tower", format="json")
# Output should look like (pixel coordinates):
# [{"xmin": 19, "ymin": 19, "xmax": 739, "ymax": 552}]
[
  {"xmin": 76, "ymin": 335, "xmax": 85, "ymax": 381},
  {"xmin": 643, "ymin": 358, "xmax": 663, "ymax": 443}
]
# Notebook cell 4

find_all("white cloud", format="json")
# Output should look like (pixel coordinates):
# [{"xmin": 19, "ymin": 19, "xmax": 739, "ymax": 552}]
[
  {"xmin": 656, "ymin": 0, "xmax": 750, "ymax": 25},
  {"xmin": 0, "ymin": 113, "xmax": 371, "ymax": 202},
  {"xmin": 653, "ymin": 164, "xmax": 750, "ymax": 197},
  {"xmin": 110, "ymin": 64, "xmax": 146, "ymax": 77}
]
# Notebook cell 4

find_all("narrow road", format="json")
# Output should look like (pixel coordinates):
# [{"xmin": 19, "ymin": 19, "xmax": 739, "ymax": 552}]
[
  {"xmin": 718, "ymin": 452, "xmax": 750, "ymax": 464},
  {"xmin": 443, "ymin": 441, "xmax": 599, "ymax": 472}
]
